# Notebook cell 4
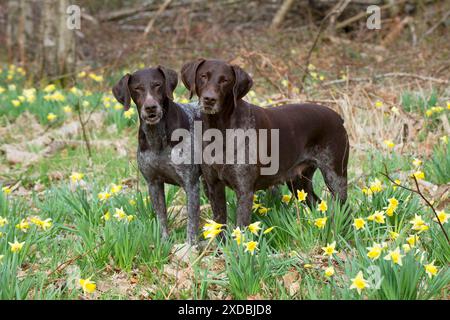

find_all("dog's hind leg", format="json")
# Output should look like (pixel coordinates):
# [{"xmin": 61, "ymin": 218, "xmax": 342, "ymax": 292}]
[
  {"xmin": 288, "ymin": 165, "xmax": 320, "ymax": 208},
  {"xmin": 318, "ymin": 148, "xmax": 348, "ymax": 204}
]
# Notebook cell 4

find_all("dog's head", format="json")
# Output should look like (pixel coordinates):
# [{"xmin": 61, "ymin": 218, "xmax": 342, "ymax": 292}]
[
  {"xmin": 181, "ymin": 59, "xmax": 253, "ymax": 115},
  {"xmin": 112, "ymin": 66, "xmax": 178, "ymax": 125}
]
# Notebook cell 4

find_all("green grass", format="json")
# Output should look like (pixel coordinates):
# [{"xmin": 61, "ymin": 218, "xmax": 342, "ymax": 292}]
[{"xmin": 0, "ymin": 64, "xmax": 449, "ymax": 300}]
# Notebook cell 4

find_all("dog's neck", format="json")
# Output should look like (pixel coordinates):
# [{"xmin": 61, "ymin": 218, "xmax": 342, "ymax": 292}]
[
  {"xmin": 201, "ymin": 99, "xmax": 246, "ymax": 131},
  {"xmin": 139, "ymin": 100, "xmax": 188, "ymax": 152}
]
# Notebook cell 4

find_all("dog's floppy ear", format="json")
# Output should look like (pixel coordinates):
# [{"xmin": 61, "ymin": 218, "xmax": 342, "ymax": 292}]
[
  {"xmin": 231, "ymin": 65, "xmax": 253, "ymax": 107},
  {"xmin": 181, "ymin": 59, "xmax": 205, "ymax": 99},
  {"xmin": 157, "ymin": 65, "xmax": 178, "ymax": 101},
  {"xmin": 112, "ymin": 73, "xmax": 131, "ymax": 110}
]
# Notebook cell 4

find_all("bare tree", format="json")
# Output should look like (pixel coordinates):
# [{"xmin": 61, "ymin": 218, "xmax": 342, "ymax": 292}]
[{"xmin": 6, "ymin": 0, "xmax": 76, "ymax": 81}]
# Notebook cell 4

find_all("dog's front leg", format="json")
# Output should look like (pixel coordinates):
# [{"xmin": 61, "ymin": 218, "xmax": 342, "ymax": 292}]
[
  {"xmin": 204, "ymin": 179, "xmax": 227, "ymax": 225},
  {"xmin": 148, "ymin": 181, "xmax": 169, "ymax": 239},
  {"xmin": 185, "ymin": 179, "xmax": 200, "ymax": 245},
  {"xmin": 236, "ymin": 191, "xmax": 253, "ymax": 227}
]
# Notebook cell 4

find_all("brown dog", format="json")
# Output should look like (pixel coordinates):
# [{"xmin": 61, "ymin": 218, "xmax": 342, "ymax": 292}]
[
  {"xmin": 181, "ymin": 59, "xmax": 349, "ymax": 227},
  {"xmin": 113, "ymin": 66, "xmax": 201, "ymax": 244}
]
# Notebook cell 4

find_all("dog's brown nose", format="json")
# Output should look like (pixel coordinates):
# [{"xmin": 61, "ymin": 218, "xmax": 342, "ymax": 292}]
[
  {"xmin": 144, "ymin": 105, "xmax": 158, "ymax": 113},
  {"xmin": 203, "ymin": 96, "xmax": 217, "ymax": 106}
]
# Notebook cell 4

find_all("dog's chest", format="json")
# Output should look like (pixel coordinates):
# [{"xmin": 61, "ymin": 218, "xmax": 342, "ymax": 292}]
[{"xmin": 138, "ymin": 146, "xmax": 182, "ymax": 185}]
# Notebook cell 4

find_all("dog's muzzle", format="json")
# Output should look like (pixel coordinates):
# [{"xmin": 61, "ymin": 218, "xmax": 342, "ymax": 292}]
[{"xmin": 141, "ymin": 105, "xmax": 163, "ymax": 124}]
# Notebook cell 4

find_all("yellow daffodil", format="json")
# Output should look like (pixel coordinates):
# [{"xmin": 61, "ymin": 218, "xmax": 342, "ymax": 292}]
[
  {"xmin": 314, "ymin": 217, "xmax": 327, "ymax": 229},
  {"xmin": 70, "ymin": 172, "xmax": 84, "ymax": 183},
  {"xmin": 101, "ymin": 211, "xmax": 111, "ymax": 222},
  {"xmin": 124, "ymin": 108, "xmax": 135, "ymax": 119},
  {"xmin": 63, "ymin": 106, "xmax": 72, "ymax": 113},
  {"xmin": 410, "ymin": 214, "xmax": 429, "ymax": 232},
  {"xmin": 244, "ymin": 241, "xmax": 258, "ymax": 255},
  {"xmin": 297, "ymin": 189, "xmax": 307, "ymax": 202},
  {"xmin": 70, "ymin": 87, "xmax": 83, "ymax": 96},
  {"xmin": 248, "ymin": 221, "xmax": 262, "ymax": 235},
  {"xmin": 367, "ymin": 211, "xmax": 385, "ymax": 224},
  {"xmin": 406, "ymin": 234, "xmax": 418, "ymax": 247},
  {"xmin": 369, "ymin": 178, "xmax": 383, "ymax": 193},
  {"xmin": 375, "ymin": 101, "xmax": 383, "ymax": 108},
  {"xmin": 353, "ymin": 218, "xmax": 366, "ymax": 230},
  {"xmin": 367, "ymin": 242, "xmax": 382, "ymax": 260},
  {"xmin": 9, "ymin": 240, "xmax": 25, "ymax": 253},
  {"xmin": 350, "ymin": 271, "xmax": 369, "ymax": 295},
  {"xmin": 434, "ymin": 210, "xmax": 449, "ymax": 225},
  {"xmin": 44, "ymin": 84, "xmax": 56, "ymax": 93},
  {"xmin": 16, "ymin": 219, "xmax": 30, "ymax": 233},
  {"xmin": 412, "ymin": 171, "xmax": 425, "ymax": 180},
  {"xmin": 12, "ymin": 99, "xmax": 21, "ymax": 107},
  {"xmin": 110, "ymin": 184, "xmax": 122, "ymax": 194},
  {"xmin": 77, "ymin": 71, "xmax": 86, "ymax": 78},
  {"xmin": 2, "ymin": 186, "xmax": 12, "ymax": 195},
  {"xmin": 384, "ymin": 247, "xmax": 404, "ymax": 266},
  {"xmin": 412, "ymin": 158, "xmax": 422, "ymax": 167},
  {"xmin": 318, "ymin": 200, "xmax": 327, "ymax": 212},
  {"xmin": 88, "ymin": 73, "xmax": 103, "ymax": 82},
  {"xmin": 384, "ymin": 140, "xmax": 395, "ymax": 149},
  {"xmin": 79, "ymin": 278, "xmax": 96, "ymax": 293},
  {"xmin": 202, "ymin": 219, "xmax": 224, "ymax": 239},
  {"xmin": 98, "ymin": 191, "xmax": 111, "ymax": 201},
  {"xmin": 281, "ymin": 194, "xmax": 291, "ymax": 204},
  {"xmin": 263, "ymin": 226, "xmax": 274, "ymax": 234},
  {"xmin": 424, "ymin": 261, "xmax": 438, "ymax": 279},
  {"xmin": 258, "ymin": 207, "xmax": 270, "ymax": 216},
  {"xmin": 402, "ymin": 243, "xmax": 411, "ymax": 253},
  {"xmin": 0, "ymin": 216, "xmax": 9, "ymax": 226},
  {"xmin": 47, "ymin": 113, "xmax": 57, "ymax": 122},
  {"xmin": 389, "ymin": 231, "xmax": 400, "ymax": 240},
  {"xmin": 440, "ymin": 135, "xmax": 448, "ymax": 144},
  {"xmin": 114, "ymin": 207, "xmax": 127, "ymax": 221},
  {"xmin": 232, "ymin": 227, "xmax": 243, "ymax": 245},
  {"xmin": 324, "ymin": 266, "xmax": 335, "ymax": 277},
  {"xmin": 127, "ymin": 215, "xmax": 135, "ymax": 222},
  {"xmin": 392, "ymin": 179, "xmax": 401, "ymax": 190},
  {"xmin": 322, "ymin": 241, "xmax": 337, "ymax": 257}
]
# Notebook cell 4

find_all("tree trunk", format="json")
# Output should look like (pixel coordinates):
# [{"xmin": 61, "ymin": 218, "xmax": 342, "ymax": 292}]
[{"xmin": 6, "ymin": 0, "xmax": 76, "ymax": 82}]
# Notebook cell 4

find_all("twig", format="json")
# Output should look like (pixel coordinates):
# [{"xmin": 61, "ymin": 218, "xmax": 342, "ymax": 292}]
[
  {"xmin": 142, "ymin": 0, "xmax": 172, "ymax": 38},
  {"xmin": 419, "ymin": 9, "xmax": 450, "ymax": 42},
  {"xmin": 270, "ymin": 0, "xmax": 295, "ymax": 30},
  {"xmin": 299, "ymin": 0, "xmax": 349, "ymax": 91},
  {"xmin": 322, "ymin": 72, "xmax": 449, "ymax": 87},
  {"xmin": 75, "ymin": 100, "xmax": 92, "ymax": 159},
  {"xmin": 380, "ymin": 164, "xmax": 450, "ymax": 244}
]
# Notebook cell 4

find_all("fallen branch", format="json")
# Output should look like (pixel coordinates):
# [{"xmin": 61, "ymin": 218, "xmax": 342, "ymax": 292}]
[{"xmin": 142, "ymin": 0, "xmax": 173, "ymax": 38}]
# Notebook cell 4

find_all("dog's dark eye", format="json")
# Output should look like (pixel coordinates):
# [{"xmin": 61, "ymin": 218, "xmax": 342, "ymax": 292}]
[
  {"xmin": 220, "ymin": 78, "xmax": 228, "ymax": 84},
  {"xmin": 135, "ymin": 87, "xmax": 145, "ymax": 93},
  {"xmin": 200, "ymin": 74, "xmax": 207, "ymax": 80},
  {"xmin": 153, "ymin": 83, "xmax": 161, "ymax": 88}
]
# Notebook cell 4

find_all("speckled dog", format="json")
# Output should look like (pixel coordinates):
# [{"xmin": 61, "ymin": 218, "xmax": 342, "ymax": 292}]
[
  {"xmin": 181, "ymin": 59, "xmax": 349, "ymax": 228},
  {"xmin": 113, "ymin": 66, "xmax": 201, "ymax": 245}
]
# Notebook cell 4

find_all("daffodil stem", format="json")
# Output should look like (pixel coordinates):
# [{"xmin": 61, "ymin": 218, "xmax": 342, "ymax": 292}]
[{"xmin": 191, "ymin": 238, "xmax": 214, "ymax": 267}]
